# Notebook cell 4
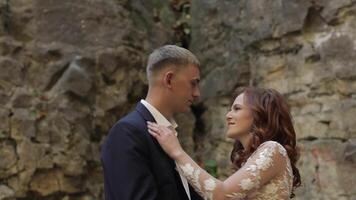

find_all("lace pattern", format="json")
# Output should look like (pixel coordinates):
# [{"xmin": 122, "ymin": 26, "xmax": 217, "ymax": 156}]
[
  {"xmin": 178, "ymin": 163, "xmax": 218, "ymax": 200},
  {"xmin": 177, "ymin": 141, "xmax": 293, "ymax": 200}
]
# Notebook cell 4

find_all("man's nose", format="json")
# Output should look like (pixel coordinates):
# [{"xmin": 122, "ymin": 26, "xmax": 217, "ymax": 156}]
[{"xmin": 193, "ymin": 87, "xmax": 201, "ymax": 101}]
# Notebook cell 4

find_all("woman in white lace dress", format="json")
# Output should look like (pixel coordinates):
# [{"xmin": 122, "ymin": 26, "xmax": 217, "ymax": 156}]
[{"xmin": 147, "ymin": 87, "xmax": 301, "ymax": 200}]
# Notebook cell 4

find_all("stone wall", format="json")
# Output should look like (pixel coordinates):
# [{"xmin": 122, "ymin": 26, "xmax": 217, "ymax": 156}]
[
  {"xmin": 191, "ymin": 1, "xmax": 356, "ymax": 200},
  {"xmin": 0, "ymin": 0, "xmax": 355, "ymax": 200},
  {"xmin": 0, "ymin": 0, "xmax": 179, "ymax": 199}
]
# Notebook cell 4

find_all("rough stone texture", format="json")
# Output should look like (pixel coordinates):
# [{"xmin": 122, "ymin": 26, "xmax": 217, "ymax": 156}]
[
  {"xmin": 191, "ymin": 0, "xmax": 356, "ymax": 199},
  {"xmin": 0, "ymin": 185, "xmax": 14, "ymax": 200},
  {"xmin": 0, "ymin": 0, "xmax": 178, "ymax": 199},
  {"xmin": 297, "ymin": 140, "xmax": 356, "ymax": 200},
  {"xmin": 0, "ymin": 0, "xmax": 355, "ymax": 199}
]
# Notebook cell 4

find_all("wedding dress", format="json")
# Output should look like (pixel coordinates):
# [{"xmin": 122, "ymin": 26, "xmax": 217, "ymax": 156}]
[{"xmin": 177, "ymin": 141, "xmax": 294, "ymax": 200}]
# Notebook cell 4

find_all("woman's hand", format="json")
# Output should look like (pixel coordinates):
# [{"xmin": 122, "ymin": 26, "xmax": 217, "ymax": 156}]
[{"xmin": 147, "ymin": 121, "xmax": 184, "ymax": 159}]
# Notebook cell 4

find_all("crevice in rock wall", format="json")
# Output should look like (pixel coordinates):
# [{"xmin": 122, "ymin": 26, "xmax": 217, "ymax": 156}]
[
  {"xmin": 325, "ymin": 1, "xmax": 356, "ymax": 25},
  {"xmin": 0, "ymin": 0, "xmax": 10, "ymax": 33},
  {"xmin": 190, "ymin": 103, "xmax": 206, "ymax": 151},
  {"xmin": 7, "ymin": 108, "xmax": 13, "ymax": 139},
  {"xmin": 305, "ymin": 53, "xmax": 321, "ymax": 64},
  {"xmin": 305, "ymin": 1, "xmax": 356, "ymax": 27},
  {"xmin": 246, "ymin": 2, "xmax": 356, "ymax": 58},
  {"xmin": 303, "ymin": 4, "xmax": 328, "ymax": 30},
  {"xmin": 306, "ymin": 137, "xmax": 349, "ymax": 142},
  {"xmin": 17, "ymin": 191, "xmax": 66, "ymax": 200},
  {"xmin": 126, "ymin": 81, "xmax": 148, "ymax": 103},
  {"xmin": 170, "ymin": 1, "xmax": 210, "ymax": 161},
  {"xmin": 247, "ymin": 32, "xmax": 303, "ymax": 56},
  {"xmin": 340, "ymin": 2, "xmax": 356, "ymax": 18},
  {"xmin": 27, "ymin": 190, "xmax": 93, "ymax": 200},
  {"xmin": 170, "ymin": 0, "xmax": 191, "ymax": 48},
  {"xmin": 100, "ymin": 74, "xmax": 116, "ymax": 86},
  {"xmin": 306, "ymin": 3, "xmax": 330, "ymax": 26},
  {"xmin": 44, "ymin": 63, "xmax": 70, "ymax": 92}
]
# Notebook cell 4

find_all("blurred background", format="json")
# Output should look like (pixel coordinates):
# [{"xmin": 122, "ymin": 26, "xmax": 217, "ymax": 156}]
[{"xmin": 0, "ymin": 0, "xmax": 355, "ymax": 199}]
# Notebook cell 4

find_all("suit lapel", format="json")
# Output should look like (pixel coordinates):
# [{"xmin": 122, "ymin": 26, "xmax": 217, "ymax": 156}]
[
  {"xmin": 135, "ymin": 102, "xmax": 177, "ymax": 168},
  {"xmin": 135, "ymin": 102, "xmax": 156, "ymax": 122},
  {"xmin": 135, "ymin": 102, "xmax": 192, "ymax": 200}
]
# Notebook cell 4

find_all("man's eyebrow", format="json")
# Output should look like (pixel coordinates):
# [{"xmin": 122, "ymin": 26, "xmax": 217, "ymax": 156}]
[{"xmin": 193, "ymin": 78, "xmax": 200, "ymax": 83}]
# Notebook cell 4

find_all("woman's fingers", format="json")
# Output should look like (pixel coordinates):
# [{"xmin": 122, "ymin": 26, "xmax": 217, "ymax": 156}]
[
  {"xmin": 147, "ymin": 121, "xmax": 174, "ymax": 137},
  {"xmin": 148, "ymin": 129, "xmax": 159, "ymax": 138},
  {"xmin": 148, "ymin": 122, "xmax": 165, "ymax": 131},
  {"xmin": 147, "ymin": 121, "xmax": 157, "ymax": 127},
  {"xmin": 147, "ymin": 122, "xmax": 166, "ymax": 133},
  {"xmin": 147, "ymin": 122, "xmax": 159, "ymax": 129},
  {"xmin": 147, "ymin": 123, "xmax": 160, "ymax": 134}
]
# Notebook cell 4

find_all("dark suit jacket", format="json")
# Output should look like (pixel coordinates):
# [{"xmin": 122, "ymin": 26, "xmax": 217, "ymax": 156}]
[{"xmin": 101, "ymin": 102, "xmax": 203, "ymax": 200}]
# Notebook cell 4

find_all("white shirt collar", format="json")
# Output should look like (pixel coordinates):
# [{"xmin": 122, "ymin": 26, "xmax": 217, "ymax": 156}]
[
  {"xmin": 140, "ymin": 99, "xmax": 178, "ymax": 130},
  {"xmin": 140, "ymin": 100, "xmax": 188, "ymax": 198}
]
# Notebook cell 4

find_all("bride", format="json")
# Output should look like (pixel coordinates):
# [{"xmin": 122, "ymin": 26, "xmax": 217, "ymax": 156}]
[{"xmin": 147, "ymin": 87, "xmax": 301, "ymax": 200}]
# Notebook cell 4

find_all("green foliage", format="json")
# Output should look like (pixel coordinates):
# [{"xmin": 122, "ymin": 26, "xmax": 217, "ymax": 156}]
[{"xmin": 204, "ymin": 159, "xmax": 218, "ymax": 178}]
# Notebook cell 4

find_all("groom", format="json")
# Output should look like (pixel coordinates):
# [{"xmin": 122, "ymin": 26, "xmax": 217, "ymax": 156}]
[{"xmin": 101, "ymin": 45, "xmax": 203, "ymax": 200}]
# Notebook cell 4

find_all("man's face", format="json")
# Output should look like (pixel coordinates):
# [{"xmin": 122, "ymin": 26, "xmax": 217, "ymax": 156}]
[{"xmin": 170, "ymin": 64, "xmax": 201, "ymax": 113}]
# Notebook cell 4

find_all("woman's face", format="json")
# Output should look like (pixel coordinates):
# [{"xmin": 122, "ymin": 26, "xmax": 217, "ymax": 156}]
[{"xmin": 226, "ymin": 93, "xmax": 254, "ymax": 139}]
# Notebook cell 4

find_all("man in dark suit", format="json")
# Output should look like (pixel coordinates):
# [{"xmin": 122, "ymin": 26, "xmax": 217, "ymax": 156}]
[{"xmin": 101, "ymin": 45, "xmax": 203, "ymax": 200}]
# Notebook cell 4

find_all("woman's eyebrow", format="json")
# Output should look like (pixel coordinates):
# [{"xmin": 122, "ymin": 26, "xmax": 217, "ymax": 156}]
[{"xmin": 231, "ymin": 103, "xmax": 243, "ymax": 109}]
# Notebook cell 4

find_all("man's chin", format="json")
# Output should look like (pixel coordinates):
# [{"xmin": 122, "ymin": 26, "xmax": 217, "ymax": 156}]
[{"xmin": 179, "ymin": 106, "xmax": 191, "ymax": 113}]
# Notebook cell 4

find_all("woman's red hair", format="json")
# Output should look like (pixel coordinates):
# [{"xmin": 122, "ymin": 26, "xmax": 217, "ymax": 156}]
[{"xmin": 230, "ymin": 87, "xmax": 301, "ymax": 198}]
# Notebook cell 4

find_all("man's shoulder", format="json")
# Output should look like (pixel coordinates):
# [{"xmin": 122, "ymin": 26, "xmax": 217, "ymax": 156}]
[
  {"xmin": 103, "ymin": 109, "xmax": 148, "ymax": 148},
  {"xmin": 112, "ymin": 109, "xmax": 145, "ymax": 132}
]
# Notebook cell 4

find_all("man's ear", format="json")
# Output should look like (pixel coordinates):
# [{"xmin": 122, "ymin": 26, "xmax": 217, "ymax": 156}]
[{"xmin": 163, "ymin": 71, "xmax": 174, "ymax": 89}]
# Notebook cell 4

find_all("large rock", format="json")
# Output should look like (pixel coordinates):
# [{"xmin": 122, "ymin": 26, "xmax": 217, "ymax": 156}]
[
  {"xmin": 7, "ymin": 169, "xmax": 35, "ymax": 197},
  {"xmin": 296, "ymin": 140, "xmax": 356, "ymax": 200},
  {"xmin": 16, "ymin": 139, "xmax": 52, "ymax": 171},
  {"xmin": 0, "ymin": 185, "xmax": 15, "ymax": 200},
  {"xmin": 29, "ymin": 169, "xmax": 82, "ymax": 196},
  {"xmin": 0, "ymin": 57, "xmax": 24, "ymax": 104},
  {"xmin": 0, "ymin": 141, "xmax": 17, "ymax": 179},
  {"xmin": 190, "ymin": 0, "xmax": 310, "ymax": 74},
  {"xmin": 0, "ymin": 36, "xmax": 22, "ymax": 56},
  {"xmin": 10, "ymin": 108, "xmax": 37, "ymax": 141},
  {"xmin": 9, "ymin": 0, "xmax": 174, "ymax": 50},
  {"xmin": 0, "ymin": 57, "xmax": 24, "ymax": 86},
  {"xmin": 10, "ymin": 0, "xmax": 129, "ymax": 49},
  {"xmin": 200, "ymin": 64, "xmax": 249, "ymax": 100},
  {"xmin": 36, "ymin": 114, "xmax": 71, "ymax": 147},
  {"xmin": 50, "ymin": 56, "xmax": 95, "ymax": 97}
]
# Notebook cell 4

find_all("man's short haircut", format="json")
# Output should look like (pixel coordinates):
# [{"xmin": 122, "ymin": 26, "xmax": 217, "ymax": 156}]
[{"xmin": 146, "ymin": 45, "xmax": 200, "ymax": 81}]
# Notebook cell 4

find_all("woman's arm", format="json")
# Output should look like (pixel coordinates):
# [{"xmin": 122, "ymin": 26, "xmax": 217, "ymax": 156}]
[{"xmin": 147, "ymin": 122, "xmax": 289, "ymax": 200}]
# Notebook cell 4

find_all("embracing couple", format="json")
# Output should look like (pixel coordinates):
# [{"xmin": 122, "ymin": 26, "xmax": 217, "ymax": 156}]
[{"xmin": 101, "ymin": 45, "xmax": 301, "ymax": 200}]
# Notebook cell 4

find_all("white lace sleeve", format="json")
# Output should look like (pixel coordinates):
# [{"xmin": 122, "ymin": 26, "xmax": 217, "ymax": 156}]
[
  {"xmin": 223, "ymin": 141, "xmax": 289, "ymax": 199},
  {"xmin": 177, "ymin": 159, "xmax": 219, "ymax": 200},
  {"xmin": 175, "ymin": 141, "xmax": 289, "ymax": 200}
]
